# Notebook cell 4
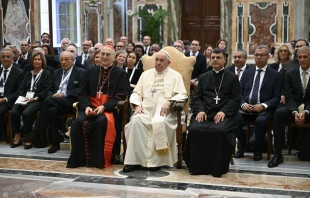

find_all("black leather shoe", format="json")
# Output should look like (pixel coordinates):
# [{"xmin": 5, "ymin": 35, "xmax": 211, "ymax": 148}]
[
  {"xmin": 253, "ymin": 152, "xmax": 263, "ymax": 161},
  {"xmin": 123, "ymin": 165, "xmax": 141, "ymax": 172},
  {"xmin": 24, "ymin": 144, "xmax": 32, "ymax": 149},
  {"xmin": 148, "ymin": 167, "xmax": 160, "ymax": 172},
  {"xmin": 21, "ymin": 132, "xmax": 35, "ymax": 142},
  {"xmin": 212, "ymin": 173, "xmax": 222, "ymax": 178},
  {"xmin": 10, "ymin": 142, "xmax": 22, "ymax": 148},
  {"xmin": 268, "ymin": 154, "xmax": 283, "ymax": 168},
  {"xmin": 234, "ymin": 150, "xmax": 244, "ymax": 158},
  {"xmin": 48, "ymin": 143, "xmax": 60, "ymax": 154}
]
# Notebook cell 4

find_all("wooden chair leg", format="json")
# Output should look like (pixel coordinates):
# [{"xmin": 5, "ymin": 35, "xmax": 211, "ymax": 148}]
[
  {"xmin": 288, "ymin": 125, "xmax": 292, "ymax": 154},
  {"xmin": 267, "ymin": 122, "xmax": 273, "ymax": 160},
  {"xmin": 230, "ymin": 156, "xmax": 234, "ymax": 165}
]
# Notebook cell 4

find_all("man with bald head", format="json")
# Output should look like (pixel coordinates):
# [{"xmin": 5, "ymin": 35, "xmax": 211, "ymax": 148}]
[
  {"xmin": 123, "ymin": 50, "xmax": 187, "ymax": 172},
  {"xmin": 105, "ymin": 38, "xmax": 115, "ymax": 47},
  {"xmin": 22, "ymin": 51, "xmax": 85, "ymax": 153},
  {"xmin": 67, "ymin": 45, "xmax": 131, "ymax": 169}
]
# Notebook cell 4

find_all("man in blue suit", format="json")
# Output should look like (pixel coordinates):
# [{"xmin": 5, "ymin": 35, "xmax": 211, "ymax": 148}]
[{"xmin": 235, "ymin": 45, "xmax": 281, "ymax": 161}]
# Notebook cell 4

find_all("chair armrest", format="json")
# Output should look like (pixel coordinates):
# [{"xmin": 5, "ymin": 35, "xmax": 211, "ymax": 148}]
[
  {"xmin": 73, "ymin": 102, "xmax": 79, "ymax": 108},
  {"xmin": 171, "ymin": 101, "xmax": 185, "ymax": 112},
  {"xmin": 116, "ymin": 100, "xmax": 127, "ymax": 109}
]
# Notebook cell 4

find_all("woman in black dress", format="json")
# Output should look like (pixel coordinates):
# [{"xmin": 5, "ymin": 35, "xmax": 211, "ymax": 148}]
[{"xmin": 124, "ymin": 51, "xmax": 143, "ymax": 91}]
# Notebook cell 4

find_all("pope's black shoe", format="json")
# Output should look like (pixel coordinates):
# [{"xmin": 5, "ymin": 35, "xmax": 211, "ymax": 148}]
[
  {"xmin": 253, "ymin": 151, "xmax": 263, "ymax": 161},
  {"xmin": 147, "ymin": 167, "xmax": 160, "ymax": 172},
  {"xmin": 268, "ymin": 154, "xmax": 283, "ymax": 168},
  {"xmin": 123, "ymin": 165, "xmax": 141, "ymax": 172}
]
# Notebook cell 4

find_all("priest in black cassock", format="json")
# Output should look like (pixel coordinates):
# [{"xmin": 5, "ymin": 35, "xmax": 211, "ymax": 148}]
[
  {"xmin": 67, "ymin": 45, "xmax": 131, "ymax": 169},
  {"xmin": 183, "ymin": 48, "xmax": 241, "ymax": 177}
]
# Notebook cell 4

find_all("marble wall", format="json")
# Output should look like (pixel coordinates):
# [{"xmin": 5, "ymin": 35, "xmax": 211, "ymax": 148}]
[{"xmin": 1, "ymin": 0, "xmax": 31, "ymax": 48}]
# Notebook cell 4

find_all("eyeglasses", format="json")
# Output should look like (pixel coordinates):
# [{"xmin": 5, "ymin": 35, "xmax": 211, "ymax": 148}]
[
  {"xmin": 295, "ymin": 45, "xmax": 305, "ymax": 48},
  {"xmin": 279, "ymin": 49, "xmax": 288, "ymax": 53},
  {"xmin": 174, "ymin": 45, "xmax": 182, "ymax": 48},
  {"xmin": 254, "ymin": 53, "xmax": 268, "ymax": 57},
  {"xmin": 116, "ymin": 45, "xmax": 124, "ymax": 48},
  {"xmin": 82, "ymin": 44, "xmax": 91, "ymax": 47},
  {"xmin": 21, "ymin": 44, "xmax": 28, "ymax": 46},
  {"xmin": 66, "ymin": 50, "xmax": 76, "ymax": 53},
  {"xmin": 101, "ymin": 52, "xmax": 111, "ymax": 57},
  {"xmin": 191, "ymin": 43, "xmax": 199, "ymax": 46}
]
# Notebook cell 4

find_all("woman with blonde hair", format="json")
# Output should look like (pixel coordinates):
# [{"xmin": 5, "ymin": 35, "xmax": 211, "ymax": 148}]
[{"xmin": 270, "ymin": 43, "xmax": 293, "ymax": 104}]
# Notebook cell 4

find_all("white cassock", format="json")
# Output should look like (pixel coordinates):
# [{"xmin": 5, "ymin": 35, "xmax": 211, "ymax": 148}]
[{"xmin": 124, "ymin": 67, "xmax": 187, "ymax": 167}]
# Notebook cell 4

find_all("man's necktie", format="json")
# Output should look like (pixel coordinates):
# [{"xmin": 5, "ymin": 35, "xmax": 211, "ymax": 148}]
[
  {"xmin": 21, "ymin": 55, "xmax": 26, "ymax": 59},
  {"xmin": 251, "ymin": 69, "xmax": 262, "ymax": 105},
  {"xmin": 82, "ymin": 54, "xmax": 87, "ymax": 64},
  {"xmin": 302, "ymin": 71, "xmax": 308, "ymax": 96},
  {"xmin": 3, "ymin": 69, "xmax": 8, "ymax": 82},
  {"xmin": 237, "ymin": 68, "xmax": 242, "ymax": 78}
]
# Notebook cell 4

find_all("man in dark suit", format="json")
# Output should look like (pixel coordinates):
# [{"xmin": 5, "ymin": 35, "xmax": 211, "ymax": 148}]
[
  {"xmin": 269, "ymin": 46, "xmax": 310, "ymax": 167},
  {"xmin": 143, "ymin": 35, "xmax": 152, "ymax": 56},
  {"xmin": 185, "ymin": 40, "xmax": 207, "ymax": 84},
  {"xmin": 76, "ymin": 40, "xmax": 93, "ymax": 65},
  {"xmin": 0, "ymin": 48, "xmax": 24, "ymax": 141},
  {"xmin": 41, "ymin": 32, "xmax": 59, "ymax": 55},
  {"xmin": 20, "ymin": 40, "xmax": 31, "ymax": 60},
  {"xmin": 22, "ymin": 51, "xmax": 85, "ymax": 153},
  {"xmin": 235, "ymin": 45, "xmax": 281, "ymax": 160},
  {"xmin": 226, "ymin": 49, "xmax": 251, "ymax": 81}
]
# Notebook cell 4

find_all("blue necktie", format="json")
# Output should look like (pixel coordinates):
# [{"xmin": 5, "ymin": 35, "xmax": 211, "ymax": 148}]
[{"xmin": 251, "ymin": 69, "xmax": 262, "ymax": 105}]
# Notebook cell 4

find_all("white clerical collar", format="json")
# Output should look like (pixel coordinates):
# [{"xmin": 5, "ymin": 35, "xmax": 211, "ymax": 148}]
[
  {"xmin": 213, "ymin": 68, "xmax": 224, "ymax": 73},
  {"xmin": 155, "ymin": 67, "xmax": 168, "ymax": 75}
]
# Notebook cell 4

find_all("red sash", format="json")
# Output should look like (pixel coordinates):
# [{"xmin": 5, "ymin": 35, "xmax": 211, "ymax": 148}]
[{"xmin": 89, "ymin": 93, "xmax": 116, "ymax": 168}]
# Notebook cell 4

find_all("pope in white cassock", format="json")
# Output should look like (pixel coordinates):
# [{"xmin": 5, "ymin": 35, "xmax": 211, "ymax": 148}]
[{"xmin": 123, "ymin": 50, "xmax": 187, "ymax": 172}]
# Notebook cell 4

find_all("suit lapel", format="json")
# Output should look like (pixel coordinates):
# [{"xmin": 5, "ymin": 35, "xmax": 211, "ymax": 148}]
[
  {"xmin": 261, "ymin": 67, "xmax": 271, "ymax": 88},
  {"xmin": 294, "ymin": 68, "xmax": 304, "ymax": 94},
  {"xmin": 248, "ymin": 68, "xmax": 256, "ymax": 88},
  {"xmin": 67, "ymin": 67, "xmax": 76, "ymax": 89},
  {"xmin": 55, "ymin": 70, "xmax": 63, "ymax": 90}
]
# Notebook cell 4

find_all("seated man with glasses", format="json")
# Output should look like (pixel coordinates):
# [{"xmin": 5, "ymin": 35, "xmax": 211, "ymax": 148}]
[
  {"xmin": 173, "ymin": 40, "xmax": 184, "ymax": 52},
  {"xmin": 235, "ymin": 45, "xmax": 281, "ymax": 161},
  {"xmin": 67, "ymin": 45, "xmax": 131, "ymax": 169}
]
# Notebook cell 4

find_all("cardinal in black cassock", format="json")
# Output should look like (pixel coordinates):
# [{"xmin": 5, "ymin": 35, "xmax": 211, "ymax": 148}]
[
  {"xmin": 183, "ymin": 48, "xmax": 241, "ymax": 177},
  {"xmin": 67, "ymin": 46, "xmax": 131, "ymax": 169}
]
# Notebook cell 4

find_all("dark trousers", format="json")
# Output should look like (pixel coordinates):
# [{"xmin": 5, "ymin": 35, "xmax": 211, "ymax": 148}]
[
  {"xmin": 11, "ymin": 101, "xmax": 42, "ymax": 135},
  {"xmin": 236, "ymin": 111, "xmax": 273, "ymax": 152},
  {"xmin": 0, "ymin": 103, "xmax": 10, "ymax": 136},
  {"xmin": 273, "ymin": 106, "xmax": 310, "ymax": 150},
  {"xmin": 33, "ymin": 96, "xmax": 74, "ymax": 143}
]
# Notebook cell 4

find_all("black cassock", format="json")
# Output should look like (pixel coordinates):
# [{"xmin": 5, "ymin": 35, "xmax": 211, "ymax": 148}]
[
  {"xmin": 67, "ymin": 65, "xmax": 131, "ymax": 168},
  {"xmin": 183, "ymin": 69, "xmax": 241, "ymax": 176}
]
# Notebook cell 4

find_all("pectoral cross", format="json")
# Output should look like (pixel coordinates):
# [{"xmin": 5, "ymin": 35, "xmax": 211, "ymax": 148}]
[
  {"xmin": 97, "ymin": 91, "xmax": 103, "ymax": 98},
  {"xmin": 151, "ymin": 89, "xmax": 156, "ymax": 97},
  {"xmin": 214, "ymin": 95, "xmax": 220, "ymax": 104}
]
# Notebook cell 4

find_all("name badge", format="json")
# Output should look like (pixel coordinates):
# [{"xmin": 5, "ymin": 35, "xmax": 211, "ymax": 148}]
[
  {"xmin": 26, "ymin": 91, "xmax": 35, "ymax": 99},
  {"xmin": 0, "ymin": 86, "xmax": 4, "ymax": 94}
]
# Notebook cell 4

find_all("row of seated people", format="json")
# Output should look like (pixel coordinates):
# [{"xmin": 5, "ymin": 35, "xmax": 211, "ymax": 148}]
[
  {"xmin": 2, "ymin": 42, "xmax": 310, "ymax": 178},
  {"xmin": 1, "ymin": 44, "xmax": 144, "ymax": 153}
]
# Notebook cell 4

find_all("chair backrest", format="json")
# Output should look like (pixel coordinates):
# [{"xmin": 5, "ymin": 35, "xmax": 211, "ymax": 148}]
[{"xmin": 142, "ymin": 46, "xmax": 195, "ymax": 114}]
